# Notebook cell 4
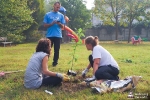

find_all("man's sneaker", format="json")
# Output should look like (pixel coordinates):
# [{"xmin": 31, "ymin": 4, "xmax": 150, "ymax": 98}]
[{"xmin": 52, "ymin": 62, "xmax": 58, "ymax": 67}]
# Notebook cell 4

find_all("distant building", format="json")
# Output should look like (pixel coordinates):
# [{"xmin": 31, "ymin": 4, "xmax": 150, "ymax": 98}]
[{"xmin": 91, "ymin": 14, "xmax": 102, "ymax": 26}]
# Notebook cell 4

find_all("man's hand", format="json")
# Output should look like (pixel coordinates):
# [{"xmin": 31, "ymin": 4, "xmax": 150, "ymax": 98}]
[
  {"xmin": 56, "ymin": 21, "xmax": 63, "ymax": 28},
  {"xmin": 44, "ymin": 21, "xmax": 57, "ymax": 28},
  {"xmin": 84, "ymin": 75, "xmax": 96, "ymax": 82},
  {"xmin": 82, "ymin": 68, "xmax": 89, "ymax": 78},
  {"xmin": 56, "ymin": 21, "xmax": 61, "ymax": 25},
  {"xmin": 52, "ymin": 20, "xmax": 57, "ymax": 25}
]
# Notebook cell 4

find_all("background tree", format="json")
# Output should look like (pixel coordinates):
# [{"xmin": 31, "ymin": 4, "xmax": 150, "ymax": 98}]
[
  {"xmin": 59, "ymin": 0, "xmax": 92, "ymax": 31},
  {"xmin": 44, "ymin": 0, "xmax": 55, "ymax": 12},
  {"xmin": 0, "ymin": 0, "xmax": 33, "ymax": 43},
  {"xmin": 93, "ymin": 0, "xmax": 126, "ymax": 40},
  {"xmin": 143, "ymin": 9, "xmax": 150, "ymax": 38},
  {"xmin": 23, "ymin": 0, "xmax": 45, "ymax": 41},
  {"xmin": 122, "ymin": 0, "xmax": 149, "ymax": 43}
]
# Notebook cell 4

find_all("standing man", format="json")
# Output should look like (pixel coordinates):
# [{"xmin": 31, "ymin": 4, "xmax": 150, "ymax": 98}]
[{"xmin": 43, "ymin": 2, "xmax": 65, "ymax": 66}]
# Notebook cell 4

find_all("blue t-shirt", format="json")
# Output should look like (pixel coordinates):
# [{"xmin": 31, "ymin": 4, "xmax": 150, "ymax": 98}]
[
  {"xmin": 24, "ymin": 52, "xmax": 48, "ymax": 89},
  {"xmin": 43, "ymin": 11, "xmax": 65, "ymax": 38}
]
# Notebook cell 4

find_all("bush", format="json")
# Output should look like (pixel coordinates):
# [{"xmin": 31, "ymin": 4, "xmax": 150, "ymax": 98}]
[
  {"xmin": 7, "ymin": 34, "xmax": 26, "ymax": 44},
  {"xmin": 26, "ymin": 31, "xmax": 44, "ymax": 42}
]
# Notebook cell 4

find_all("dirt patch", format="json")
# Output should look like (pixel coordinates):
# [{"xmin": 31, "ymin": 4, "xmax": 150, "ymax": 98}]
[{"xmin": 58, "ymin": 75, "xmax": 89, "ymax": 93}]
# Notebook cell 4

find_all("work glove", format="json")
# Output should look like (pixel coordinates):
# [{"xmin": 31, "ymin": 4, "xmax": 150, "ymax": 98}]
[
  {"xmin": 82, "ymin": 68, "xmax": 89, "ymax": 78},
  {"xmin": 85, "ymin": 75, "xmax": 96, "ymax": 82},
  {"xmin": 56, "ymin": 73, "xmax": 70, "ymax": 82}
]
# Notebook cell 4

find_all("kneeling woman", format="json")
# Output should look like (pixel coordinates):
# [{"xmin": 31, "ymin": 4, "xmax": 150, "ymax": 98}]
[
  {"xmin": 82, "ymin": 36, "xmax": 119, "ymax": 82},
  {"xmin": 24, "ymin": 38, "xmax": 65, "ymax": 89}
]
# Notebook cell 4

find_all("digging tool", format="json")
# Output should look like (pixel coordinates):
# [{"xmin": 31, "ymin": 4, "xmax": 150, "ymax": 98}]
[{"xmin": 0, "ymin": 70, "xmax": 24, "ymax": 77}]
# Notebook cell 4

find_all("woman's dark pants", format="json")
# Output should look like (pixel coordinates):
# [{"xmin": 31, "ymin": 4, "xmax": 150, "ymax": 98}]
[
  {"xmin": 89, "ymin": 55, "xmax": 119, "ymax": 80},
  {"xmin": 42, "ymin": 76, "xmax": 62, "ymax": 86}
]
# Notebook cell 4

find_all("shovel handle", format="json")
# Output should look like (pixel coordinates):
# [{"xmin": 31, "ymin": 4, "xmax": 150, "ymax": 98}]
[{"xmin": 1, "ymin": 70, "xmax": 24, "ymax": 74}]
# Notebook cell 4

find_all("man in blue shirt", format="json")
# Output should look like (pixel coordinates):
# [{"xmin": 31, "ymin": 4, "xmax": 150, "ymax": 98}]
[{"xmin": 43, "ymin": 2, "xmax": 65, "ymax": 66}]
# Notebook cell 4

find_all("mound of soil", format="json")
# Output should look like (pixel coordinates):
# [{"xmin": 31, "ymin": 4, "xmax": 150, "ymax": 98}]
[{"xmin": 58, "ymin": 75, "xmax": 89, "ymax": 93}]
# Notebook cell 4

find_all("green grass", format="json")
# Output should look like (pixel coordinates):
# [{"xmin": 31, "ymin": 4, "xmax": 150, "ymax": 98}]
[{"xmin": 0, "ymin": 41, "xmax": 150, "ymax": 100}]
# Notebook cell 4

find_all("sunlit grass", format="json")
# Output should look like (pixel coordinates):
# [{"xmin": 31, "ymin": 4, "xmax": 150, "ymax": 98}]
[{"xmin": 0, "ymin": 41, "xmax": 150, "ymax": 100}]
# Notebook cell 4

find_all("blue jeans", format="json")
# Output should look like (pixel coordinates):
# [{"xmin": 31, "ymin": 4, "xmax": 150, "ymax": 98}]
[{"xmin": 89, "ymin": 55, "xmax": 119, "ymax": 80}]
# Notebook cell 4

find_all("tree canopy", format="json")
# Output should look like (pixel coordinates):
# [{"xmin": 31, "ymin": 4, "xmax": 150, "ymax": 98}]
[
  {"xmin": 94, "ymin": 0, "xmax": 126, "ymax": 40},
  {"xmin": 122, "ymin": 0, "xmax": 150, "ymax": 42},
  {"xmin": 60, "ymin": 0, "xmax": 92, "ymax": 30},
  {"xmin": 0, "ymin": 0, "xmax": 33, "ymax": 36},
  {"xmin": 0, "ymin": 0, "xmax": 45, "ymax": 42},
  {"xmin": 93, "ymin": 0, "xmax": 150, "ymax": 41},
  {"xmin": 23, "ymin": 0, "xmax": 45, "ymax": 40}
]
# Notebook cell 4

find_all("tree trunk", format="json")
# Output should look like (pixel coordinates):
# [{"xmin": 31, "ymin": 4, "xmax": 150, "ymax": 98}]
[
  {"xmin": 128, "ymin": 21, "xmax": 132, "ymax": 43},
  {"xmin": 115, "ymin": 0, "xmax": 118, "ymax": 40},
  {"xmin": 115, "ymin": 16, "xmax": 118, "ymax": 40}
]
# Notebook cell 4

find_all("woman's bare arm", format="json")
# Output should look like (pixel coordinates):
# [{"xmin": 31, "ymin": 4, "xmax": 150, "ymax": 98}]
[{"xmin": 42, "ymin": 56, "xmax": 57, "ymax": 77}]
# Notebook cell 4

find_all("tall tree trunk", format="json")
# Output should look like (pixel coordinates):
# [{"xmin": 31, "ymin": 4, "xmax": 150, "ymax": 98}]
[
  {"xmin": 128, "ymin": 21, "xmax": 132, "ymax": 43},
  {"xmin": 115, "ymin": 16, "xmax": 118, "ymax": 40},
  {"xmin": 115, "ymin": 0, "xmax": 118, "ymax": 40}
]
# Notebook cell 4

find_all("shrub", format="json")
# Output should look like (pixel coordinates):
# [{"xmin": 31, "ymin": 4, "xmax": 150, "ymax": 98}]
[
  {"xmin": 7, "ymin": 33, "xmax": 26, "ymax": 44},
  {"xmin": 26, "ymin": 31, "xmax": 44, "ymax": 42}
]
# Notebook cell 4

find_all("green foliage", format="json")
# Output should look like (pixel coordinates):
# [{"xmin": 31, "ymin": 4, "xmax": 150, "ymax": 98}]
[
  {"xmin": 7, "ymin": 33, "xmax": 26, "ymax": 43},
  {"xmin": 122, "ymin": 0, "xmax": 149, "ymax": 42},
  {"xmin": 68, "ymin": 28, "xmax": 85, "ymax": 71},
  {"xmin": 76, "ymin": 28, "xmax": 85, "ymax": 41},
  {"xmin": 44, "ymin": 0, "xmax": 55, "ymax": 12},
  {"xmin": 94, "ymin": 0, "xmax": 150, "ymax": 41},
  {"xmin": 94, "ymin": 0, "xmax": 126, "ymax": 40},
  {"xmin": 23, "ymin": 0, "xmax": 45, "ymax": 41},
  {"xmin": 94, "ymin": 0, "xmax": 126, "ymax": 26},
  {"xmin": 143, "ymin": 10, "xmax": 150, "ymax": 26},
  {"xmin": 59, "ymin": 0, "xmax": 92, "ymax": 30},
  {"xmin": 27, "ymin": 31, "xmax": 44, "ymax": 42},
  {"xmin": 126, "ymin": 59, "xmax": 132, "ymax": 63},
  {"xmin": 0, "ymin": 0, "xmax": 33, "ymax": 36},
  {"xmin": 122, "ymin": 0, "xmax": 147, "ymax": 24}
]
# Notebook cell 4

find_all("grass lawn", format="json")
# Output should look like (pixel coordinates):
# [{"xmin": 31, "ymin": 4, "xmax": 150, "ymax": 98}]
[{"xmin": 0, "ymin": 41, "xmax": 150, "ymax": 100}]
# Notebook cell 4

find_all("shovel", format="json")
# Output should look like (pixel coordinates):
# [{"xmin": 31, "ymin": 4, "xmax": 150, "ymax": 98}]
[{"xmin": 0, "ymin": 70, "xmax": 24, "ymax": 77}]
